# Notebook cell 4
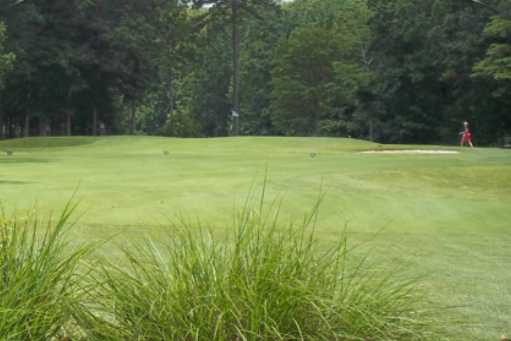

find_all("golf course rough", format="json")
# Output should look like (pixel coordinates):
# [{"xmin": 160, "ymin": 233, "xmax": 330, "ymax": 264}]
[
  {"xmin": 360, "ymin": 149, "xmax": 459, "ymax": 154},
  {"xmin": 0, "ymin": 136, "xmax": 510, "ymax": 340}
]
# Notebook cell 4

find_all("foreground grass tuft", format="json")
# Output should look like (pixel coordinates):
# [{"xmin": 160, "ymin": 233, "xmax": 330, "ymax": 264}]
[
  {"xmin": 82, "ymin": 199, "xmax": 438, "ymax": 341},
  {"xmin": 0, "ymin": 205, "xmax": 91, "ymax": 340}
]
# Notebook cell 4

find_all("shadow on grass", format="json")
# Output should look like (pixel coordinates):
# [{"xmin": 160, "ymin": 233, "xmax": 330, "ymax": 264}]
[
  {"xmin": 0, "ymin": 158, "xmax": 52, "ymax": 164},
  {"xmin": 0, "ymin": 137, "xmax": 98, "ymax": 149},
  {"xmin": 0, "ymin": 180, "xmax": 31, "ymax": 185}
]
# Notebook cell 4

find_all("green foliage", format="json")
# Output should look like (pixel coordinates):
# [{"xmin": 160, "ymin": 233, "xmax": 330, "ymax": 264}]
[
  {"xmin": 1, "ymin": 0, "xmax": 511, "ymax": 142},
  {"xmin": 364, "ymin": 0, "xmax": 511, "ymax": 143},
  {"xmin": 484, "ymin": 14, "xmax": 511, "ymax": 37},
  {"xmin": 239, "ymin": 6, "xmax": 284, "ymax": 135},
  {"xmin": 473, "ymin": 16, "xmax": 511, "ymax": 80},
  {"xmin": 81, "ymin": 198, "xmax": 436, "ymax": 341},
  {"xmin": 0, "ymin": 0, "xmax": 192, "ymax": 136},
  {"xmin": 271, "ymin": 26, "xmax": 340, "ymax": 135},
  {"xmin": 0, "ymin": 21, "xmax": 14, "ymax": 85},
  {"xmin": 285, "ymin": 0, "xmax": 351, "ymax": 29},
  {"xmin": 0, "ymin": 205, "xmax": 91, "ymax": 340},
  {"xmin": 175, "ymin": 22, "xmax": 232, "ymax": 137},
  {"xmin": 160, "ymin": 110, "xmax": 200, "ymax": 138},
  {"xmin": 271, "ymin": 0, "xmax": 374, "ymax": 136}
]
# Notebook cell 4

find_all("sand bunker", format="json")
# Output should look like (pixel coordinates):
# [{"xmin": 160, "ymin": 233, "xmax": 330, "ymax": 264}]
[{"xmin": 361, "ymin": 149, "xmax": 459, "ymax": 155}]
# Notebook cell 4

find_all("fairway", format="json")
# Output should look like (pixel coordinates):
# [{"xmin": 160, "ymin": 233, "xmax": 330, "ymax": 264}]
[{"xmin": 1, "ymin": 136, "xmax": 510, "ymax": 340}]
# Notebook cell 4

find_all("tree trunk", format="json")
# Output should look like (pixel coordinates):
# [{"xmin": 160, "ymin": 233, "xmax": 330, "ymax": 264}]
[
  {"xmin": 156, "ymin": 73, "xmax": 175, "ymax": 131},
  {"xmin": 168, "ymin": 76, "xmax": 174, "ymax": 115},
  {"xmin": 313, "ymin": 113, "xmax": 319, "ymax": 136},
  {"xmin": 39, "ymin": 118, "xmax": 45, "ymax": 136},
  {"xmin": 129, "ymin": 102, "xmax": 136, "ymax": 135},
  {"xmin": 369, "ymin": 119, "xmax": 374, "ymax": 141},
  {"xmin": 0, "ymin": 111, "xmax": 3, "ymax": 139},
  {"xmin": 66, "ymin": 111, "xmax": 72, "ymax": 136},
  {"xmin": 92, "ymin": 106, "xmax": 98, "ymax": 136},
  {"xmin": 313, "ymin": 97, "xmax": 319, "ymax": 136},
  {"xmin": 24, "ymin": 115, "xmax": 30, "ymax": 138},
  {"xmin": 232, "ymin": 0, "xmax": 241, "ymax": 136},
  {"xmin": 7, "ymin": 117, "xmax": 13, "ymax": 138}
]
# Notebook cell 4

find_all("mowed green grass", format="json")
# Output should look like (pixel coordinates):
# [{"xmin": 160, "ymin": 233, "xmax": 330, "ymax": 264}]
[{"xmin": 1, "ymin": 136, "xmax": 510, "ymax": 340}]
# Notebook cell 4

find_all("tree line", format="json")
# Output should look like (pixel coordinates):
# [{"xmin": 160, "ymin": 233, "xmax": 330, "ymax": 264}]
[{"xmin": 0, "ymin": 0, "xmax": 509, "ymax": 144}]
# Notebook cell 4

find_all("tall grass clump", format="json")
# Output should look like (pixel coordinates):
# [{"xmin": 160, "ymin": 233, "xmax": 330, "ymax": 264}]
[
  {"xmin": 0, "ymin": 205, "xmax": 91, "ymax": 340},
  {"xmin": 84, "ymin": 197, "xmax": 438, "ymax": 341}
]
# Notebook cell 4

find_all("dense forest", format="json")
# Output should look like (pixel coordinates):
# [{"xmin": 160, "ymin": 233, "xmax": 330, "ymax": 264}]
[{"xmin": 0, "ymin": 0, "xmax": 509, "ymax": 144}]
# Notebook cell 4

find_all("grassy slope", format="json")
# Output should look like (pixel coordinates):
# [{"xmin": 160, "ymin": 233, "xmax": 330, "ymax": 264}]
[{"xmin": 1, "ymin": 136, "xmax": 510, "ymax": 340}]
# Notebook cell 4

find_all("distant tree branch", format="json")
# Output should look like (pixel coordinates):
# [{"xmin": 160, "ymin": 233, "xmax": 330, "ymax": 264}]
[{"xmin": 471, "ymin": 0, "xmax": 510, "ymax": 17}]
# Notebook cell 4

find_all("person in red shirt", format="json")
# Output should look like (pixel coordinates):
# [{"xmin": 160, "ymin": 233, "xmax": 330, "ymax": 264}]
[{"xmin": 459, "ymin": 121, "xmax": 474, "ymax": 148}]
